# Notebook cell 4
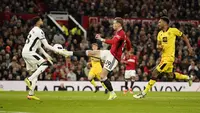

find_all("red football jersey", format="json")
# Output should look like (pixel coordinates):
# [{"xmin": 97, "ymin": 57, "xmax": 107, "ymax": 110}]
[
  {"xmin": 105, "ymin": 28, "xmax": 131, "ymax": 61},
  {"xmin": 125, "ymin": 55, "xmax": 137, "ymax": 70}
]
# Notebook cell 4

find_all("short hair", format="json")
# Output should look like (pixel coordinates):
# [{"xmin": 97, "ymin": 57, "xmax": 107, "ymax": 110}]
[
  {"xmin": 113, "ymin": 17, "xmax": 123, "ymax": 25},
  {"xmin": 32, "ymin": 16, "xmax": 41, "ymax": 26},
  {"xmin": 160, "ymin": 16, "xmax": 170, "ymax": 24},
  {"xmin": 92, "ymin": 43, "xmax": 98, "ymax": 47}
]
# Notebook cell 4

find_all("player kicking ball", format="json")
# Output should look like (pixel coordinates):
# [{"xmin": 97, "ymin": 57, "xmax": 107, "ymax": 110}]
[
  {"xmin": 62, "ymin": 17, "xmax": 132, "ymax": 100},
  {"xmin": 88, "ymin": 43, "xmax": 107, "ymax": 93},
  {"xmin": 121, "ymin": 51, "xmax": 137, "ymax": 94},
  {"xmin": 133, "ymin": 16, "xmax": 193, "ymax": 99},
  {"xmin": 22, "ymin": 17, "xmax": 64, "ymax": 100}
]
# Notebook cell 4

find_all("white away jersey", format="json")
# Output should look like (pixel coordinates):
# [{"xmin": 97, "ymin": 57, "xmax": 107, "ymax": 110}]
[{"xmin": 22, "ymin": 26, "xmax": 45, "ymax": 53}]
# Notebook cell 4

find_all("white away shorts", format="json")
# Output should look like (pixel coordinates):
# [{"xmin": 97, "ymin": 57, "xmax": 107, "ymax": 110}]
[
  {"xmin": 22, "ymin": 52, "xmax": 46, "ymax": 71},
  {"xmin": 125, "ymin": 70, "xmax": 136, "ymax": 79},
  {"xmin": 100, "ymin": 50, "xmax": 118, "ymax": 71}
]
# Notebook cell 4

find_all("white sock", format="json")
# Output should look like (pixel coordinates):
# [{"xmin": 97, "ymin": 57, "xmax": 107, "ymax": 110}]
[
  {"xmin": 28, "ymin": 65, "xmax": 48, "ymax": 81},
  {"xmin": 110, "ymin": 91, "xmax": 115, "ymax": 94},
  {"xmin": 29, "ymin": 77, "xmax": 38, "ymax": 95}
]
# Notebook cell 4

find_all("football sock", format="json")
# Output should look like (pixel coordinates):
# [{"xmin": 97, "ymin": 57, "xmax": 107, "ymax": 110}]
[
  {"xmin": 103, "ymin": 79, "xmax": 113, "ymax": 92},
  {"xmin": 73, "ymin": 51, "xmax": 86, "ymax": 57},
  {"xmin": 174, "ymin": 72, "xmax": 189, "ymax": 80},
  {"xmin": 90, "ymin": 79, "xmax": 97, "ymax": 87},
  {"xmin": 125, "ymin": 80, "xmax": 128, "ymax": 90},
  {"xmin": 130, "ymin": 80, "xmax": 135, "ymax": 89},
  {"xmin": 29, "ymin": 77, "xmax": 38, "ymax": 95},
  {"xmin": 143, "ymin": 79, "xmax": 156, "ymax": 94},
  {"xmin": 101, "ymin": 81, "xmax": 107, "ymax": 89},
  {"xmin": 28, "ymin": 64, "xmax": 48, "ymax": 81}
]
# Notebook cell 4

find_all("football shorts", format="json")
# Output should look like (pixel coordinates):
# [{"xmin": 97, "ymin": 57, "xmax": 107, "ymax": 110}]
[
  {"xmin": 22, "ymin": 52, "xmax": 46, "ymax": 71},
  {"xmin": 125, "ymin": 70, "xmax": 136, "ymax": 79},
  {"xmin": 100, "ymin": 50, "xmax": 118, "ymax": 71},
  {"xmin": 156, "ymin": 59, "xmax": 173, "ymax": 73}
]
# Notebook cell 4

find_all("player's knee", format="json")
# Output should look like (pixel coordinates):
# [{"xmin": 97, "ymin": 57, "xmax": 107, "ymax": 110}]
[
  {"xmin": 168, "ymin": 72, "xmax": 175, "ymax": 79},
  {"xmin": 88, "ymin": 76, "xmax": 93, "ymax": 81}
]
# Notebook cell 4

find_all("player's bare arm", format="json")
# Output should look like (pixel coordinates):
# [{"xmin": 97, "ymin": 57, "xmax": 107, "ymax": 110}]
[
  {"xmin": 181, "ymin": 34, "xmax": 194, "ymax": 55},
  {"xmin": 156, "ymin": 40, "xmax": 163, "ymax": 51}
]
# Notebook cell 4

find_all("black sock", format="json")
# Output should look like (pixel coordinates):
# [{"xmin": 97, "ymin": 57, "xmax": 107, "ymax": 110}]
[
  {"xmin": 125, "ymin": 80, "xmax": 128, "ymax": 90},
  {"xmin": 103, "ymin": 79, "xmax": 113, "ymax": 92},
  {"xmin": 130, "ymin": 80, "xmax": 134, "ymax": 89},
  {"xmin": 73, "ymin": 51, "xmax": 86, "ymax": 57}
]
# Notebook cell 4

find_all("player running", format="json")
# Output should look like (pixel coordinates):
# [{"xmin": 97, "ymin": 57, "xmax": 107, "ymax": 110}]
[
  {"xmin": 133, "ymin": 16, "xmax": 193, "ymax": 99},
  {"xmin": 22, "ymin": 17, "xmax": 63, "ymax": 100},
  {"xmin": 62, "ymin": 17, "xmax": 132, "ymax": 100},
  {"xmin": 88, "ymin": 43, "xmax": 107, "ymax": 93},
  {"xmin": 121, "ymin": 51, "xmax": 137, "ymax": 94}
]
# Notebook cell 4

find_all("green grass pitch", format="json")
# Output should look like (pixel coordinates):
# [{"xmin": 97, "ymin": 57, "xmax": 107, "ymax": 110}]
[{"xmin": 0, "ymin": 91, "xmax": 200, "ymax": 113}]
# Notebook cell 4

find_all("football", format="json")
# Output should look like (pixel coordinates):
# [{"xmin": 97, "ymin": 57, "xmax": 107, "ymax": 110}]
[{"xmin": 53, "ymin": 44, "xmax": 63, "ymax": 50}]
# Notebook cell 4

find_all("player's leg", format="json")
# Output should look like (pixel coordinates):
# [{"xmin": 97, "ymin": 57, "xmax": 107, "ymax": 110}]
[
  {"xmin": 101, "ymin": 68, "xmax": 117, "ymax": 100},
  {"xmin": 142, "ymin": 69, "xmax": 158, "ymax": 94},
  {"xmin": 100, "ymin": 50, "xmax": 118, "ymax": 100},
  {"xmin": 96, "ymin": 72, "xmax": 108, "ymax": 91},
  {"xmin": 134, "ymin": 61, "xmax": 168, "ymax": 98},
  {"xmin": 88, "ymin": 70, "xmax": 100, "ymax": 93},
  {"xmin": 124, "ymin": 79, "xmax": 129, "ymax": 94},
  {"xmin": 129, "ymin": 76, "xmax": 135, "ymax": 94},
  {"xmin": 166, "ymin": 62, "xmax": 192, "ymax": 86},
  {"xmin": 63, "ymin": 50, "xmax": 101, "ymax": 59},
  {"xmin": 174, "ymin": 72, "xmax": 193, "ymax": 86},
  {"xmin": 129, "ymin": 70, "xmax": 136, "ymax": 94},
  {"xmin": 27, "ymin": 77, "xmax": 40, "ymax": 100},
  {"xmin": 27, "ymin": 61, "xmax": 48, "ymax": 82},
  {"xmin": 124, "ymin": 70, "xmax": 129, "ymax": 94},
  {"xmin": 23, "ymin": 53, "xmax": 49, "ymax": 90},
  {"xmin": 168, "ymin": 72, "xmax": 192, "ymax": 86}
]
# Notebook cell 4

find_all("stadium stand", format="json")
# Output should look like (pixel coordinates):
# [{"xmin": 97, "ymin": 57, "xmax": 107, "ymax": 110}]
[{"xmin": 0, "ymin": 0, "xmax": 199, "ymax": 82}]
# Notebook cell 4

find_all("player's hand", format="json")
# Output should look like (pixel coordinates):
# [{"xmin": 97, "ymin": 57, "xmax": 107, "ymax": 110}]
[
  {"xmin": 95, "ymin": 34, "xmax": 105, "ymax": 42},
  {"xmin": 188, "ymin": 47, "xmax": 194, "ymax": 56}
]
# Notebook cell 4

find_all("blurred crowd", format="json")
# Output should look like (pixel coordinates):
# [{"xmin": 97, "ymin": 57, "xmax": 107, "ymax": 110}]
[
  {"xmin": 0, "ymin": 0, "xmax": 199, "ymax": 82},
  {"xmin": 48, "ymin": 0, "xmax": 200, "ymax": 19},
  {"xmin": 1, "ymin": 0, "xmax": 45, "ymax": 14}
]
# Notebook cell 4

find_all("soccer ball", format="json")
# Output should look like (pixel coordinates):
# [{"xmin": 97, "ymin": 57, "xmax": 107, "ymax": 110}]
[{"xmin": 53, "ymin": 44, "xmax": 63, "ymax": 50}]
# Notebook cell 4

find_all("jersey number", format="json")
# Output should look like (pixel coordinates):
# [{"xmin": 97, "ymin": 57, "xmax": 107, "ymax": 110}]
[
  {"xmin": 26, "ymin": 34, "xmax": 32, "ymax": 44},
  {"xmin": 105, "ymin": 60, "xmax": 112, "ymax": 68}
]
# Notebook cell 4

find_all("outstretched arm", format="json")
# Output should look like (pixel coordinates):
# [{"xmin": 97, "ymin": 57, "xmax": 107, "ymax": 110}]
[
  {"xmin": 41, "ymin": 39, "xmax": 58, "ymax": 53},
  {"xmin": 182, "ymin": 34, "xmax": 193, "ymax": 55},
  {"xmin": 95, "ymin": 34, "xmax": 115, "ymax": 45}
]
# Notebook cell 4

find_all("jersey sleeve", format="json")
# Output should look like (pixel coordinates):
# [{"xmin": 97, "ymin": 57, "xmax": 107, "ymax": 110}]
[
  {"xmin": 105, "ymin": 38, "xmax": 114, "ymax": 44},
  {"xmin": 157, "ymin": 31, "xmax": 162, "ymax": 42},
  {"xmin": 105, "ymin": 33, "xmax": 123, "ymax": 44},
  {"xmin": 172, "ymin": 28, "xmax": 183, "ymax": 37},
  {"xmin": 39, "ymin": 30, "xmax": 46, "ymax": 40},
  {"xmin": 126, "ymin": 36, "xmax": 132, "ymax": 51}
]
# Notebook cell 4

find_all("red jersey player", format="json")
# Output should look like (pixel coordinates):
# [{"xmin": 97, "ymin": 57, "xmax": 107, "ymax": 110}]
[
  {"xmin": 62, "ymin": 17, "xmax": 131, "ymax": 100},
  {"xmin": 121, "ymin": 51, "xmax": 137, "ymax": 94}
]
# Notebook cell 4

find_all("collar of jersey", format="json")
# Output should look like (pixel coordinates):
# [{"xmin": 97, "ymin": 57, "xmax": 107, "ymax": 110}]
[{"xmin": 162, "ymin": 27, "xmax": 170, "ymax": 32}]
